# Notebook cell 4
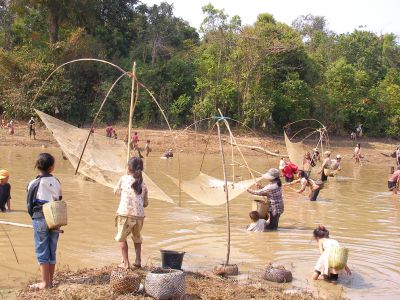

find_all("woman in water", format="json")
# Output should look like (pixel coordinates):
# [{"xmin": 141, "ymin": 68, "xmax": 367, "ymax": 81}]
[
  {"xmin": 114, "ymin": 157, "xmax": 148, "ymax": 269},
  {"xmin": 312, "ymin": 225, "xmax": 351, "ymax": 282},
  {"xmin": 247, "ymin": 168, "xmax": 284, "ymax": 230},
  {"xmin": 286, "ymin": 170, "xmax": 322, "ymax": 201}
]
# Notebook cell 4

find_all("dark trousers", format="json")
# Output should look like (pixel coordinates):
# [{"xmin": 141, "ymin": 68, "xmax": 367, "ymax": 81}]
[
  {"xmin": 321, "ymin": 172, "xmax": 328, "ymax": 182},
  {"xmin": 267, "ymin": 213, "xmax": 281, "ymax": 230},
  {"xmin": 310, "ymin": 188, "xmax": 321, "ymax": 201}
]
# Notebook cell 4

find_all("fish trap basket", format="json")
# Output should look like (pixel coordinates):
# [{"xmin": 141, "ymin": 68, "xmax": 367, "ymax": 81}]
[
  {"xmin": 328, "ymin": 246, "xmax": 349, "ymax": 270},
  {"xmin": 145, "ymin": 269, "xmax": 185, "ymax": 300},
  {"xmin": 263, "ymin": 264, "xmax": 293, "ymax": 283},
  {"xmin": 43, "ymin": 200, "xmax": 67, "ymax": 229},
  {"xmin": 110, "ymin": 269, "xmax": 141, "ymax": 294}
]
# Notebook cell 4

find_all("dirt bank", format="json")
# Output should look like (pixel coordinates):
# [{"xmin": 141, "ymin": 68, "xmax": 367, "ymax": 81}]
[
  {"xmin": 17, "ymin": 265, "xmax": 339, "ymax": 300},
  {"xmin": 1, "ymin": 122, "xmax": 399, "ymax": 166}
]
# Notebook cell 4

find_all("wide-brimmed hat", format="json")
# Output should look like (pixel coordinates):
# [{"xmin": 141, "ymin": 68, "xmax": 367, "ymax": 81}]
[
  {"xmin": 336, "ymin": 154, "xmax": 341, "ymax": 159},
  {"xmin": 0, "ymin": 169, "xmax": 9, "ymax": 179},
  {"xmin": 324, "ymin": 151, "xmax": 331, "ymax": 156},
  {"xmin": 262, "ymin": 168, "xmax": 280, "ymax": 180}
]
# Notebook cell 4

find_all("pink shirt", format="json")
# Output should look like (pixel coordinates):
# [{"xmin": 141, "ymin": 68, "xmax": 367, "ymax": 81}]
[{"xmin": 389, "ymin": 170, "xmax": 400, "ymax": 182}]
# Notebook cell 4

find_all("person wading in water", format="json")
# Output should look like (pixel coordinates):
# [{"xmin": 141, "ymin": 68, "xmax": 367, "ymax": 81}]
[{"xmin": 247, "ymin": 168, "xmax": 284, "ymax": 230}]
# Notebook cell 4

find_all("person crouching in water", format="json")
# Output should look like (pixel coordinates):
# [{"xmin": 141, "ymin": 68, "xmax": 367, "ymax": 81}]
[
  {"xmin": 286, "ymin": 170, "xmax": 322, "ymax": 201},
  {"xmin": 312, "ymin": 225, "xmax": 351, "ymax": 283},
  {"xmin": 247, "ymin": 168, "xmax": 284, "ymax": 230},
  {"xmin": 114, "ymin": 157, "xmax": 148, "ymax": 269},
  {"xmin": 27, "ymin": 153, "xmax": 62, "ymax": 289},
  {"xmin": 246, "ymin": 211, "xmax": 267, "ymax": 232},
  {"xmin": 0, "ymin": 169, "xmax": 11, "ymax": 212},
  {"xmin": 388, "ymin": 165, "xmax": 400, "ymax": 195}
]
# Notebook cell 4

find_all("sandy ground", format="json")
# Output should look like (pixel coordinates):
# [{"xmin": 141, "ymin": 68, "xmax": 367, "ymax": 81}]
[
  {"xmin": 16, "ymin": 265, "xmax": 337, "ymax": 300},
  {"xmin": 1, "ymin": 123, "xmax": 399, "ymax": 166}
]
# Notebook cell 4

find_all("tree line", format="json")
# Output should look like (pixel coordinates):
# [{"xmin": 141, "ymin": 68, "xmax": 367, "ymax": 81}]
[{"xmin": 0, "ymin": 1, "xmax": 399, "ymax": 136}]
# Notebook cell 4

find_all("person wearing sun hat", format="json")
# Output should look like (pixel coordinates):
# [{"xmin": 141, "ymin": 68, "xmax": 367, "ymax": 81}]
[
  {"xmin": 0, "ymin": 169, "xmax": 11, "ymax": 212},
  {"xmin": 247, "ymin": 168, "xmax": 284, "ymax": 230}
]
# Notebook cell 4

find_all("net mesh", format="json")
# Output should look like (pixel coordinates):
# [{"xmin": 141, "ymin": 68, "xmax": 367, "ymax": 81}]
[
  {"xmin": 35, "ymin": 110, "xmax": 174, "ymax": 203},
  {"xmin": 167, "ymin": 172, "xmax": 261, "ymax": 206},
  {"xmin": 284, "ymin": 131, "xmax": 308, "ymax": 168}
]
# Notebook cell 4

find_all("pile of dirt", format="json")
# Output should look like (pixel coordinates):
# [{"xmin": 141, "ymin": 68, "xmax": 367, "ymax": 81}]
[{"xmin": 17, "ymin": 265, "xmax": 335, "ymax": 300}]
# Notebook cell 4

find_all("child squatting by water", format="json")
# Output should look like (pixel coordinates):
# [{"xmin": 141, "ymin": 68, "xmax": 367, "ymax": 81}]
[
  {"xmin": 312, "ymin": 225, "xmax": 351, "ymax": 282},
  {"xmin": 27, "ymin": 153, "xmax": 62, "ymax": 289},
  {"xmin": 114, "ymin": 156, "xmax": 148, "ymax": 269}
]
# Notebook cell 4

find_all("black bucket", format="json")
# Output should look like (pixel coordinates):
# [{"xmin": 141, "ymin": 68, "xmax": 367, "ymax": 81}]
[{"xmin": 160, "ymin": 250, "xmax": 185, "ymax": 270}]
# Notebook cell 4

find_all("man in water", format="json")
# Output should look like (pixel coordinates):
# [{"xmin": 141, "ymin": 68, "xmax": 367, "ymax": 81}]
[{"xmin": 28, "ymin": 117, "xmax": 36, "ymax": 139}]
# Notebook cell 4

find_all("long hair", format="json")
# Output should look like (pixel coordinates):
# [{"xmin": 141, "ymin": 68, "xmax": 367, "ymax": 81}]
[
  {"xmin": 273, "ymin": 177, "xmax": 282, "ymax": 187},
  {"xmin": 128, "ymin": 157, "xmax": 144, "ymax": 194}
]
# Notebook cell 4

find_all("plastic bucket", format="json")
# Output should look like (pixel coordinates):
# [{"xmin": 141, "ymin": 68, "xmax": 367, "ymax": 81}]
[{"xmin": 160, "ymin": 250, "xmax": 185, "ymax": 270}]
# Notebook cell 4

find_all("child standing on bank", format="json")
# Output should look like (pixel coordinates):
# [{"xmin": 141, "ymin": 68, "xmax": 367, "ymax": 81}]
[
  {"xmin": 312, "ymin": 225, "xmax": 351, "ymax": 282},
  {"xmin": 0, "ymin": 169, "xmax": 11, "ymax": 212},
  {"xmin": 114, "ymin": 157, "xmax": 148, "ymax": 269},
  {"xmin": 27, "ymin": 153, "xmax": 62, "ymax": 289}
]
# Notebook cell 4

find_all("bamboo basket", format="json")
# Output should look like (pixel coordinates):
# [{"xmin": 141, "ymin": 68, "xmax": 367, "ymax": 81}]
[
  {"xmin": 252, "ymin": 200, "xmax": 269, "ymax": 220},
  {"xmin": 110, "ymin": 269, "xmax": 140, "ymax": 294},
  {"xmin": 145, "ymin": 269, "xmax": 185, "ymax": 299},
  {"xmin": 328, "ymin": 246, "xmax": 349, "ymax": 270},
  {"xmin": 42, "ymin": 200, "xmax": 68, "ymax": 229}
]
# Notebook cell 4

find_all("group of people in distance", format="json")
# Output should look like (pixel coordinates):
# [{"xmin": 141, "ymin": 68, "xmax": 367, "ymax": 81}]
[{"xmin": 1, "ymin": 115, "xmax": 36, "ymax": 138}]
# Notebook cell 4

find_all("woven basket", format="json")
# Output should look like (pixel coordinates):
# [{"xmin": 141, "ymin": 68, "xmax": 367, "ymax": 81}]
[
  {"xmin": 252, "ymin": 200, "xmax": 269, "ymax": 220},
  {"xmin": 43, "ymin": 200, "xmax": 67, "ymax": 229},
  {"xmin": 110, "ymin": 269, "xmax": 141, "ymax": 294},
  {"xmin": 328, "ymin": 246, "xmax": 349, "ymax": 270},
  {"xmin": 263, "ymin": 264, "xmax": 293, "ymax": 283},
  {"xmin": 145, "ymin": 269, "xmax": 185, "ymax": 300}
]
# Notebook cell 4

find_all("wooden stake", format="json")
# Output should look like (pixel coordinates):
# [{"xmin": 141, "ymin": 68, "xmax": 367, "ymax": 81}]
[
  {"xmin": 127, "ymin": 62, "xmax": 137, "ymax": 164},
  {"xmin": 216, "ymin": 120, "xmax": 230, "ymax": 266}
]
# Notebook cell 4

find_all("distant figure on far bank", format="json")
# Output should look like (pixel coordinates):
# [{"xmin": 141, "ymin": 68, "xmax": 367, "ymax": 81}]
[
  {"xmin": 388, "ymin": 165, "xmax": 400, "ymax": 195},
  {"xmin": 105, "ymin": 123, "xmax": 113, "ymax": 138},
  {"xmin": 354, "ymin": 143, "xmax": 361, "ymax": 165},
  {"xmin": 132, "ymin": 131, "xmax": 139, "ymax": 149},
  {"xmin": 28, "ymin": 117, "xmax": 36, "ymax": 140},
  {"xmin": 145, "ymin": 140, "xmax": 152, "ymax": 157},
  {"xmin": 356, "ymin": 124, "xmax": 363, "ymax": 138},
  {"xmin": 350, "ymin": 132, "xmax": 356, "ymax": 140},
  {"xmin": 6, "ymin": 119, "xmax": 14, "ymax": 135}
]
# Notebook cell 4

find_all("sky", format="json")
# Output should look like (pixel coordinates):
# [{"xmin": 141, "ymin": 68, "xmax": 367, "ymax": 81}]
[{"xmin": 142, "ymin": 0, "xmax": 400, "ymax": 37}]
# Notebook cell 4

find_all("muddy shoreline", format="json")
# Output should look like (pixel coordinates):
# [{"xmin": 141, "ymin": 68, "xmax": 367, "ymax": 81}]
[{"xmin": 1, "ymin": 124, "xmax": 399, "ymax": 166}]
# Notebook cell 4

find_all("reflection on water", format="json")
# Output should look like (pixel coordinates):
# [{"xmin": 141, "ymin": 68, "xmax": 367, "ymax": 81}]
[{"xmin": 0, "ymin": 146, "xmax": 400, "ymax": 299}]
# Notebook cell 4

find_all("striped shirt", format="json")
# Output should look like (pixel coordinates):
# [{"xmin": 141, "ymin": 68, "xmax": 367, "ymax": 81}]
[{"xmin": 248, "ymin": 183, "xmax": 284, "ymax": 216}]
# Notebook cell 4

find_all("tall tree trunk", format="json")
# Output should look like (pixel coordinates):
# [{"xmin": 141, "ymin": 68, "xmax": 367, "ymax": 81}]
[{"xmin": 49, "ymin": 12, "xmax": 59, "ymax": 44}]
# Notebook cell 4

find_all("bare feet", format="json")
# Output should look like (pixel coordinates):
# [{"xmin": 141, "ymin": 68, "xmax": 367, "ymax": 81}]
[
  {"xmin": 118, "ymin": 262, "xmax": 130, "ymax": 269},
  {"xmin": 29, "ymin": 282, "xmax": 47, "ymax": 290}
]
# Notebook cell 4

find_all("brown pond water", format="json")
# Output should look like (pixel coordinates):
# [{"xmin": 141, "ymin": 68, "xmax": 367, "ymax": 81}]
[{"xmin": 0, "ymin": 146, "xmax": 399, "ymax": 299}]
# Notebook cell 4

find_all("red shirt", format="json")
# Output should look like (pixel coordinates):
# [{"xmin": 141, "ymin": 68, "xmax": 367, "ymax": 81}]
[
  {"xmin": 105, "ymin": 126, "xmax": 113, "ymax": 136},
  {"xmin": 282, "ymin": 163, "xmax": 298, "ymax": 179}
]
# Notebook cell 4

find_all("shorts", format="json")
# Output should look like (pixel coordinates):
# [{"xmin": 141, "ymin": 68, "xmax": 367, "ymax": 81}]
[
  {"xmin": 388, "ymin": 181, "xmax": 397, "ymax": 190},
  {"xmin": 115, "ymin": 215, "xmax": 144, "ymax": 243},
  {"xmin": 32, "ymin": 217, "xmax": 59, "ymax": 265}
]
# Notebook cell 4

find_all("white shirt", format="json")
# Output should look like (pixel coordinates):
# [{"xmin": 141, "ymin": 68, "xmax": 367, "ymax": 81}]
[
  {"xmin": 28, "ymin": 176, "xmax": 62, "ymax": 203},
  {"xmin": 247, "ymin": 219, "xmax": 267, "ymax": 232},
  {"xmin": 279, "ymin": 159, "xmax": 286, "ymax": 170},
  {"xmin": 114, "ymin": 175, "xmax": 148, "ymax": 217}
]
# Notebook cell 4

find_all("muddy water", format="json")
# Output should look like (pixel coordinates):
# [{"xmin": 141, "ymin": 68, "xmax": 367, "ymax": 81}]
[{"xmin": 0, "ymin": 146, "xmax": 399, "ymax": 299}]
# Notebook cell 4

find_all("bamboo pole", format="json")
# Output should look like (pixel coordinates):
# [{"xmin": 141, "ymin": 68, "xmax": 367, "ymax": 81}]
[
  {"xmin": 127, "ymin": 62, "xmax": 137, "ymax": 164},
  {"xmin": 216, "ymin": 120, "xmax": 230, "ymax": 266}
]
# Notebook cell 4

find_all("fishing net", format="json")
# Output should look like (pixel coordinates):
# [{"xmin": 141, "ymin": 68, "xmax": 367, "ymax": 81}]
[
  {"xmin": 167, "ymin": 172, "xmax": 261, "ymax": 206},
  {"xmin": 35, "ymin": 110, "xmax": 174, "ymax": 203},
  {"xmin": 284, "ymin": 131, "xmax": 308, "ymax": 168}
]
